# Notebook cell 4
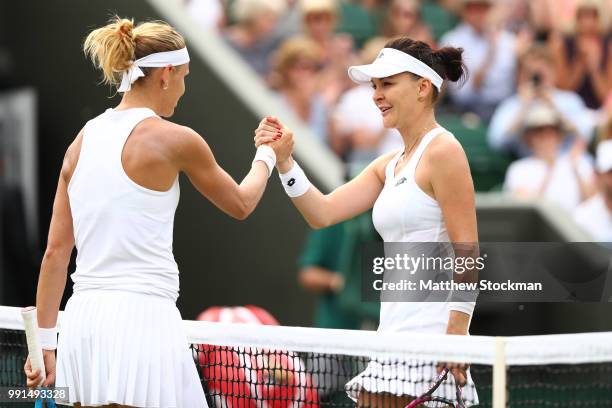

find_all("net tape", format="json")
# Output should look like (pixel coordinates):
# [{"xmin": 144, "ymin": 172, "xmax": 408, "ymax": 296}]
[{"xmin": 1, "ymin": 305, "xmax": 612, "ymax": 366}]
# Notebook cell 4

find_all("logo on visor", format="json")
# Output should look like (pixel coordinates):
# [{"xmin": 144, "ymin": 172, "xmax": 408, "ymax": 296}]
[{"xmin": 377, "ymin": 51, "xmax": 385, "ymax": 59}]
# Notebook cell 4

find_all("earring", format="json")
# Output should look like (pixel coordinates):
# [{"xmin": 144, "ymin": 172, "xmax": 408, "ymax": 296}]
[{"xmin": 162, "ymin": 82, "xmax": 169, "ymax": 90}]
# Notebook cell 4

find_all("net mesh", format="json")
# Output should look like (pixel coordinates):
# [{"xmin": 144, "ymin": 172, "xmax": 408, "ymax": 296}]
[
  {"xmin": 1, "ymin": 306, "xmax": 612, "ymax": 407},
  {"xmin": 192, "ymin": 345, "xmax": 489, "ymax": 408}
]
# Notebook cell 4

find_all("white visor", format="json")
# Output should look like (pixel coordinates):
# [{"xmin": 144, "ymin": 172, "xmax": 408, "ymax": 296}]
[
  {"xmin": 118, "ymin": 47, "xmax": 190, "ymax": 92},
  {"xmin": 597, "ymin": 140, "xmax": 612, "ymax": 173},
  {"xmin": 348, "ymin": 47, "xmax": 444, "ymax": 91}
]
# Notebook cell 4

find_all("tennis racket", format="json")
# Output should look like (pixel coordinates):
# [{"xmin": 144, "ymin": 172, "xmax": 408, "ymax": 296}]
[
  {"xmin": 405, "ymin": 367, "xmax": 466, "ymax": 408},
  {"xmin": 21, "ymin": 306, "xmax": 57, "ymax": 408}
]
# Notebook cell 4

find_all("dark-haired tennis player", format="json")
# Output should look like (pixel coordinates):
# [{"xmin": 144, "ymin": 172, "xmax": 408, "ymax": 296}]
[{"xmin": 255, "ymin": 37, "xmax": 479, "ymax": 407}]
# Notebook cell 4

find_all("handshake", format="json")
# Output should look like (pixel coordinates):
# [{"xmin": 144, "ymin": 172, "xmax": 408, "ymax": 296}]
[{"xmin": 253, "ymin": 116, "xmax": 295, "ymax": 173}]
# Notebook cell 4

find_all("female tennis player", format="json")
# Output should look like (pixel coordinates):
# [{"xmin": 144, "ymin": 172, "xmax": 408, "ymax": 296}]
[
  {"xmin": 23, "ymin": 17, "xmax": 292, "ymax": 408},
  {"xmin": 255, "ymin": 37, "xmax": 478, "ymax": 407}
]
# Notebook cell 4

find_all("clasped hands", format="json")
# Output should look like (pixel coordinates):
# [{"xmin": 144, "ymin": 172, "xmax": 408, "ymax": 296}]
[{"xmin": 254, "ymin": 116, "xmax": 294, "ymax": 173}]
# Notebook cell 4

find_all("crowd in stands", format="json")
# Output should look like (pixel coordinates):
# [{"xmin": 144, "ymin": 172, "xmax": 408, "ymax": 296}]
[{"xmin": 185, "ymin": 0, "xmax": 612, "ymax": 244}]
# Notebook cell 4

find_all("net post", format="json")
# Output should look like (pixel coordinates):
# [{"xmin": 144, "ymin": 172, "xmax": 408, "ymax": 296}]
[{"xmin": 492, "ymin": 336, "xmax": 507, "ymax": 408}]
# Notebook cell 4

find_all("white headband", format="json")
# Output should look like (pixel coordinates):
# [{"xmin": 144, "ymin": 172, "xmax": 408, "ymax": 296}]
[
  {"xmin": 348, "ymin": 48, "xmax": 444, "ymax": 91},
  {"xmin": 118, "ymin": 47, "xmax": 190, "ymax": 92}
]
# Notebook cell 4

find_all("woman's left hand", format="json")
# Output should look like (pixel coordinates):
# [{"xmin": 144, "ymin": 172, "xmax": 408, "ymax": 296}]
[
  {"xmin": 254, "ymin": 116, "xmax": 294, "ymax": 164},
  {"xmin": 24, "ymin": 350, "xmax": 56, "ymax": 388}
]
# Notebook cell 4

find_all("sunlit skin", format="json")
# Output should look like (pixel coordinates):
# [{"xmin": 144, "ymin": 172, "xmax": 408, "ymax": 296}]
[{"xmin": 370, "ymin": 72, "xmax": 437, "ymax": 137}]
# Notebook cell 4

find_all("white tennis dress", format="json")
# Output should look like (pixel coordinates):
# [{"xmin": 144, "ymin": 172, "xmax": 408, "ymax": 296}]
[
  {"xmin": 345, "ymin": 127, "xmax": 479, "ymax": 405},
  {"xmin": 56, "ymin": 107, "xmax": 207, "ymax": 407}
]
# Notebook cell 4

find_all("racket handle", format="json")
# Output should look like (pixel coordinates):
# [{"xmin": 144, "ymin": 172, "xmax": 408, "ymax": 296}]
[{"xmin": 21, "ymin": 307, "xmax": 46, "ymax": 386}]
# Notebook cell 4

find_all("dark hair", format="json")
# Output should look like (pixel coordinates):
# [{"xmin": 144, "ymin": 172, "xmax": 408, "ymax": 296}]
[{"xmin": 384, "ymin": 37, "xmax": 467, "ymax": 102}]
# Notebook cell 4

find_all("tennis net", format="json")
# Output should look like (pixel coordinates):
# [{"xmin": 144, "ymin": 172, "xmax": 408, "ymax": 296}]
[{"xmin": 1, "ymin": 305, "xmax": 612, "ymax": 407}]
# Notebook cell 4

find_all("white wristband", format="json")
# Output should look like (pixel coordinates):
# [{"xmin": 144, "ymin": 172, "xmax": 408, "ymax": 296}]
[
  {"xmin": 252, "ymin": 145, "xmax": 276, "ymax": 178},
  {"xmin": 279, "ymin": 161, "xmax": 311, "ymax": 197},
  {"xmin": 39, "ymin": 327, "xmax": 58, "ymax": 350}
]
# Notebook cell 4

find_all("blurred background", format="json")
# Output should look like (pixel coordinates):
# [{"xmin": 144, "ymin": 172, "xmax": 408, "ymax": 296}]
[{"xmin": 0, "ymin": 0, "xmax": 611, "ymax": 335}]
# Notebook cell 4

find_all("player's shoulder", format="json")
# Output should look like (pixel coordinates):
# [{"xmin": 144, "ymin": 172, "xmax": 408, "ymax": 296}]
[
  {"xmin": 369, "ymin": 148, "xmax": 402, "ymax": 181},
  {"xmin": 426, "ymin": 130, "xmax": 465, "ymax": 161},
  {"xmin": 141, "ymin": 118, "xmax": 204, "ymax": 147},
  {"xmin": 140, "ymin": 116, "xmax": 191, "ymax": 136}
]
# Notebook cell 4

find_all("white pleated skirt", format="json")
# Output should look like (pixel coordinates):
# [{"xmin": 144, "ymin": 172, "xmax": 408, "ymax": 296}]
[
  {"xmin": 55, "ymin": 290, "xmax": 207, "ymax": 408},
  {"xmin": 345, "ymin": 359, "xmax": 479, "ymax": 407}
]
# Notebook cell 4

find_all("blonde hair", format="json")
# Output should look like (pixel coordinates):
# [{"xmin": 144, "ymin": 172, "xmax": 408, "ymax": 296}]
[
  {"xmin": 232, "ymin": 0, "xmax": 286, "ymax": 24},
  {"xmin": 83, "ymin": 16, "xmax": 186, "ymax": 88},
  {"xmin": 273, "ymin": 37, "xmax": 322, "ymax": 77}
]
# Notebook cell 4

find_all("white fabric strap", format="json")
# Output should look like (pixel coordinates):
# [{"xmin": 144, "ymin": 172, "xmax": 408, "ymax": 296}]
[
  {"xmin": 348, "ymin": 47, "xmax": 444, "ymax": 91},
  {"xmin": 39, "ymin": 327, "xmax": 58, "ymax": 350},
  {"xmin": 449, "ymin": 301, "xmax": 476, "ymax": 317},
  {"xmin": 118, "ymin": 47, "xmax": 190, "ymax": 92},
  {"xmin": 279, "ymin": 161, "xmax": 311, "ymax": 197},
  {"xmin": 252, "ymin": 145, "xmax": 276, "ymax": 178}
]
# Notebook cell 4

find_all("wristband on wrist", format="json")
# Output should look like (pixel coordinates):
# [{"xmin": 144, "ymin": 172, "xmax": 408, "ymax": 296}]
[
  {"xmin": 252, "ymin": 145, "xmax": 276, "ymax": 178},
  {"xmin": 279, "ymin": 160, "xmax": 311, "ymax": 197},
  {"xmin": 39, "ymin": 327, "xmax": 58, "ymax": 350}
]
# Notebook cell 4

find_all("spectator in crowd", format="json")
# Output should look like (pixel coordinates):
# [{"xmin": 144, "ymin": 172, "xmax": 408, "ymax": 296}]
[
  {"xmin": 382, "ymin": 0, "xmax": 435, "ymax": 47},
  {"xmin": 419, "ymin": 0, "xmax": 461, "ymax": 41},
  {"xmin": 440, "ymin": 0, "xmax": 518, "ymax": 121},
  {"xmin": 332, "ymin": 37, "xmax": 403, "ymax": 174},
  {"xmin": 274, "ymin": 0, "xmax": 303, "ymax": 42},
  {"xmin": 552, "ymin": 0, "xmax": 612, "ymax": 109},
  {"xmin": 222, "ymin": 0, "xmax": 287, "ymax": 77},
  {"xmin": 299, "ymin": 0, "xmax": 357, "ymax": 106},
  {"xmin": 186, "ymin": 0, "xmax": 226, "ymax": 31},
  {"xmin": 503, "ymin": 102, "xmax": 596, "ymax": 211},
  {"xmin": 271, "ymin": 37, "xmax": 333, "ymax": 145},
  {"xmin": 297, "ymin": 207, "xmax": 379, "ymax": 330},
  {"xmin": 297, "ymin": 222, "xmax": 350, "ymax": 328},
  {"xmin": 300, "ymin": 0, "xmax": 339, "ymax": 55},
  {"xmin": 574, "ymin": 123, "xmax": 612, "ymax": 240},
  {"xmin": 488, "ymin": 44, "xmax": 595, "ymax": 156}
]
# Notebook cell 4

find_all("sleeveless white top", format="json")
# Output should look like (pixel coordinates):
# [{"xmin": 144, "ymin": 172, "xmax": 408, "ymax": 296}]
[
  {"xmin": 67, "ymin": 108, "xmax": 180, "ymax": 301},
  {"xmin": 372, "ymin": 127, "xmax": 453, "ymax": 333}
]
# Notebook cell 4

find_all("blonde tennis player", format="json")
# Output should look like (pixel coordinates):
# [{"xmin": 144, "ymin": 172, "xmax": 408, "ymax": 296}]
[
  {"xmin": 255, "ymin": 37, "xmax": 479, "ymax": 407},
  {"xmin": 23, "ymin": 17, "xmax": 292, "ymax": 408}
]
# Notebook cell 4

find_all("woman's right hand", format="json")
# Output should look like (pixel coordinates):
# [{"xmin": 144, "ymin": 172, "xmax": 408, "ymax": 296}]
[
  {"xmin": 24, "ymin": 350, "xmax": 56, "ymax": 388},
  {"xmin": 254, "ymin": 116, "xmax": 294, "ymax": 165}
]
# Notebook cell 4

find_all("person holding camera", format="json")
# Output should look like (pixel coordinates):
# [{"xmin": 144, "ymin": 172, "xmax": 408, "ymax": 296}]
[
  {"xmin": 488, "ymin": 44, "xmax": 596, "ymax": 157},
  {"xmin": 502, "ymin": 102, "xmax": 596, "ymax": 211}
]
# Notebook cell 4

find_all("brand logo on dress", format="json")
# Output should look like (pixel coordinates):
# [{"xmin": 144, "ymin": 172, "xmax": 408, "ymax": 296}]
[
  {"xmin": 288, "ymin": 178, "xmax": 296, "ymax": 187},
  {"xmin": 395, "ymin": 177, "xmax": 407, "ymax": 187}
]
